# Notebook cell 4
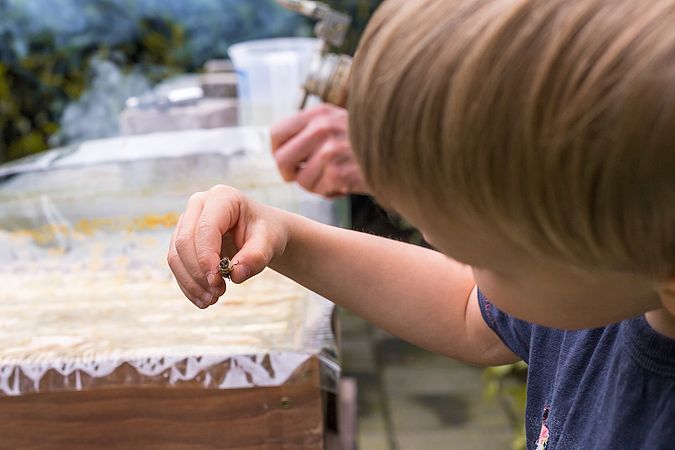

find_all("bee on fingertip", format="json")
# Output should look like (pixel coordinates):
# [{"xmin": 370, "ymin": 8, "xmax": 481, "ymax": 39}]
[{"xmin": 219, "ymin": 257, "xmax": 238, "ymax": 279}]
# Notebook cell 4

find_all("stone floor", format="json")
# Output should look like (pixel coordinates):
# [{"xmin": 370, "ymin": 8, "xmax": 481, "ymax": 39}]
[{"xmin": 337, "ymin": 308, "xmax": 514, "ymax": 450}]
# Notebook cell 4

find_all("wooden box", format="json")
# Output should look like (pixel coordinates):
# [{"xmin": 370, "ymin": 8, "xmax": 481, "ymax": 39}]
[
  {"xmin": 0, "ymin": 267, "xmax": 334, "ymax": 449},
  {"xmin": 0, "ymin": 358, "xmax": 324, "ymax": 449},
  {"xmin": 0, "ymin": 129, "xmax": 343, "ymax": 449}
]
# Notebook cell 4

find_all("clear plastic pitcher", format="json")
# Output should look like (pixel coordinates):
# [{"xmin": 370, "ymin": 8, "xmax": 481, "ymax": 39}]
[{"xmin": 228, "ymin": 38, "xmax": 320, "ymax": 127}]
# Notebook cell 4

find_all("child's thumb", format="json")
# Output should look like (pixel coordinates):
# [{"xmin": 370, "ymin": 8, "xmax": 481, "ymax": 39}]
[{"xmin": 229, "ymin": 236, "xmax": 274, "ymax": 284}]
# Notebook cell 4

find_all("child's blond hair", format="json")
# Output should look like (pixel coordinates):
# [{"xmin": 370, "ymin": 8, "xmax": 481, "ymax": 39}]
[{"xmin": 349, "ymin": 0, "xmax": 675, "ymax": 279}]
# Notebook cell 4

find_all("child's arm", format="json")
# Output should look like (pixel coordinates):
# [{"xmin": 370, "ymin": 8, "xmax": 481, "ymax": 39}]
[{"xmin": 168, "ymin": 186, "xmax": 518, "ymax": 366}]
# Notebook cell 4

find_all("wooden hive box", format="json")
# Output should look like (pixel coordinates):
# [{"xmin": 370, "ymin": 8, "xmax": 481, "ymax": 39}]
[
  {"xmin": 0, "ymin": 359, "xmax": 324, "ymax": 449},
  {"xmin": 0, "ymin": 130, "xmax": 343, "ymax": 449},
  {"xmin": 0, "ymin": 263, "xmax": 335, "ymax": 449}
]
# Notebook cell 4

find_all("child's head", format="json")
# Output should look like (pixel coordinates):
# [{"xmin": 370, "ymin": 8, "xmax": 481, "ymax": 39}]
[
  {"xmin": 348, "ymin": 0, "xmax": 675, "ymax": 326},
  {"xmin": 349, "ymin": 0, "xmax": 675, "ymax": 279}
]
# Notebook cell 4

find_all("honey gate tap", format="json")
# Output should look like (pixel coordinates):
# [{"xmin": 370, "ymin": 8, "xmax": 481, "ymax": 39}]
[
  {"xmin": 275, "ymin": 0, "xmax": 351, "ymax": 48},
  {"xmin": 275, "ymin": 0, "xmax": 353, "ymax": 108}
]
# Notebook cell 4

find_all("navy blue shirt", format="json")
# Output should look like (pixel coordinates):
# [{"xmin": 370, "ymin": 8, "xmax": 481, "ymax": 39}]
[{"xmin": 478, "ymin": 290, "xmax": 675, "ymax": 449}]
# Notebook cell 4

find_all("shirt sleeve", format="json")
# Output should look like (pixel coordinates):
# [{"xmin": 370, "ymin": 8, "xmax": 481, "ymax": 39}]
[{"xmin": 477, "ymin": 288, "xmax": 534, "ymax": 363}]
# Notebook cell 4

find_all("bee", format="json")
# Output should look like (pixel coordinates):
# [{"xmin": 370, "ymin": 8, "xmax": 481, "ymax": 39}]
[{"xmin": 219, "ymin": 257, "xmax": 238, "ymax": 279}]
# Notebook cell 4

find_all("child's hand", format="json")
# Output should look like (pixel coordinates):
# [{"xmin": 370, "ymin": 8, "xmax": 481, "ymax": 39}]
[{"xmin": 167, "ymin": 185, "xmax": 288, "ymax": 309}]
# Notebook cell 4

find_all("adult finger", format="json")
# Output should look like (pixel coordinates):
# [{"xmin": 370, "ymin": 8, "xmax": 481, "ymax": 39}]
[
  {"xmin": 295, "ymin": 146, "xmax": 327, "ymax": 193},
  {"xmin": 274, "ymin": 120, "xmax": 334, "ymax": 182},
  {"xmin": 270, "ymin": 106, "xmax": 320, "ymax": 152},
  {"xmin": 314, "ymin": 155, "xmax": 355, "ymax": 198}
]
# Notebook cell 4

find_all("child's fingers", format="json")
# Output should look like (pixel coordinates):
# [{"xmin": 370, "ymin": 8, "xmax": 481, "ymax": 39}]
[
  {"xmin": 220, "ymin": 234, "xmax": 238, "ymax": 259},
  {"xmin": 171, "ymin": 185, "xmax": 278, "ymax": 303},
  {"xmin": 168, "ymin": 215, "xmax": 219, "ymax": 308},
  {"xmin": 173, "ymin": 260, "xmax": 216, "ymax": 309},
  {"xmin": 229, "ymin": 226, "xmax": 276, "ymax": 284},
  {"xmin": 173, "ymin": 192, "xmax": 213, "ymax": 293},
  {"xmin": 193, "ymin": 186, "xmax": 247, "ymax": 289}
]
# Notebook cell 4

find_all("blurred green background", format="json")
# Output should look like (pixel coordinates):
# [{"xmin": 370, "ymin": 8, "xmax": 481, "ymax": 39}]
[{"xmin": 0, "ymin": 0, "xmax": 381, "ymax": 163}]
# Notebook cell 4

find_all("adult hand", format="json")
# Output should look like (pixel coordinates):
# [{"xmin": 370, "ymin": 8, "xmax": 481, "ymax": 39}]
[
  {"xmin": 167, "ymin": 185, "xmax": 289, "ymax": 309},
  {"xmin": 270, "ymin": 104, "xmax": 370, "ymax": 198}
]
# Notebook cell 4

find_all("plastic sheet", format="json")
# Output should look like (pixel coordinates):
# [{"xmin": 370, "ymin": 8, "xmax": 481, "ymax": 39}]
[{"xmin": 0, "ymin": 127, "xmax": 342, "ymax": 397}]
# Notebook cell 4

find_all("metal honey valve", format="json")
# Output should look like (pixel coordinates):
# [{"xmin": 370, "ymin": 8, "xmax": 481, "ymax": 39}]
[
  {"xmin": 275, "ymin": 0, "xmax": 351, "ymax": 47},
  {"xmin": 276, "ymin": 0, "xmax": 353, "ymax": 108},
  {"xmin": 303, "ymin": 52, "xmax": 351, "ymax": 107}
]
